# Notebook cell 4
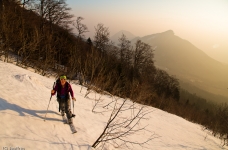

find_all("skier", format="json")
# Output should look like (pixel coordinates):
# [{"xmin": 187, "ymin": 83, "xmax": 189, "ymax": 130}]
[{"xmin": 51, "ymin": 75, "xmax": 76, "ymax": 124}]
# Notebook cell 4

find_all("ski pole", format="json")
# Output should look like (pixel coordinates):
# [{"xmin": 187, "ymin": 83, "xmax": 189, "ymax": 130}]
[
  {"xmin": 44, "ymin": 82, "xmax": 55, "ymax": 121},
  {"xmin": 71, "ymin": 98, "xmax": 75, "ymax": 118},
  {"xmin": 73, "ymin": 100, "xmax": 74, "ymax": 114}
]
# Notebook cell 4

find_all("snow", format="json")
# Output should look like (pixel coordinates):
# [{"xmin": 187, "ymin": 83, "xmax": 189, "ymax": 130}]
[{"xmin": 0, "ymin": 60, "xmax": 227, "ymax": 150}]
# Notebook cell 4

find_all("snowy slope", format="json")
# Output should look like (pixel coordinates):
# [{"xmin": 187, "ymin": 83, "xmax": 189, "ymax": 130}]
[{"xmin": 0, "ymin": 60, "xmax": 227, "ymax": 150}]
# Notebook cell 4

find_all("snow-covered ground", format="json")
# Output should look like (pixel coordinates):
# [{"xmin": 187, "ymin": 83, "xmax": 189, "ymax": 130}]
[{"xmin": 0, "ymin": 60, "xmax": 227, "ymax": 150}]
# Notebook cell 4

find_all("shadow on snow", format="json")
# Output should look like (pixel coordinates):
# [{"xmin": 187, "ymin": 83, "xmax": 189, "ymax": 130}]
[{"xmin": 0, "ymin": 98, "xmax": 61, "ymax": 122}]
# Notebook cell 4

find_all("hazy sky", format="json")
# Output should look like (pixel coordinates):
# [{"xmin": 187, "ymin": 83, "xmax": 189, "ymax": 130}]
[{"xmin": 67, "ymin": 0, "xmax": 228, "ymax": 63}]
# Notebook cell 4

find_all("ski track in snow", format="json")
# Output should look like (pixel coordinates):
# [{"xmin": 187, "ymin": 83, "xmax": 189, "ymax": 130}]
[{"xmin": 0, "ymin": 60, "xmax": 227, "ymax": 150}]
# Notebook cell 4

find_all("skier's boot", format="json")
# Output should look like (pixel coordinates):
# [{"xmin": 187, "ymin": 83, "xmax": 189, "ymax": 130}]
[{"xmin": 68, "ymin": 118, "xmax": 73, "ymax": 124}]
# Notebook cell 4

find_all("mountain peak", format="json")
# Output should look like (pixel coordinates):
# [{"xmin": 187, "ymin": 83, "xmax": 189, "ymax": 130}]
[
  {"xmin": 112, "ymin": 30, "xmax": 136, "ymax": 38},
  {"xmin": 111, "ymin": 30, "xmax": 137, "ymax": 45},
  {"xmin": 161, "ymin": 30, "xmax": 175, "ymax": 36}
]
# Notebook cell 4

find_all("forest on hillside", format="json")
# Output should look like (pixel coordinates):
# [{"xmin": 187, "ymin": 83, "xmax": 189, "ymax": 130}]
[{"xmin": 0, "ymin": 0, "xmax": 227, "ymax": 146}]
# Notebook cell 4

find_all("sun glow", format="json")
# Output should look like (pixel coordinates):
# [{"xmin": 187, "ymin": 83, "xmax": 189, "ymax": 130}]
[{"xmin": 68, "ymin": 0, "xmax": 228, "ymax": 63}]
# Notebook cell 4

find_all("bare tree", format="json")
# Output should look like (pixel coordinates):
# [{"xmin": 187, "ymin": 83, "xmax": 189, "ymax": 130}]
[
  {"xmin": 0, "ymin": 0, "xmax": 4, "ymax": 57},
  {"xmin": 34, "ymin": 0, "xmax": 73, "ymax": 29},
  {"xmin": 15, "ymin": 0, "xmax": 35, "ymax": 8},
  {"xmin": 83, "ymin": 46, "xmax": 106, "ymax": 85},
  {"xmin": 118, "ymin": 34, "xmax": 133, "ymax": 66},
  {"xmin": 93, "ymin": 23, "xmax": 110, "ymax": 52},
  {"xmin": 133, "ymin": 40, "xmax": 154, "ymax": 76},
  {"xmin": 17, "ymin": 27, "xmax": 41, "ymax": 66},
  {"xmin": 92, "ymin": 97, "xmax": 157, "ymax": 149},
  {"xmin": 153, "ymin": 69, "xmax": 180, "ymax": 102},
  {"xmin": 73, "ymin": 16, "xmax": 89, "ymax": 39},
  {"xmin": 213, "ymin": 103, "xmax": 228, "ymax": 146},
  {"xmin": 66, "ymin": 16, "xmax": 89, "ymax": 80},
  {"xmin": 0, "ymin": 0, "xmax": 18, "ymax": 62}
]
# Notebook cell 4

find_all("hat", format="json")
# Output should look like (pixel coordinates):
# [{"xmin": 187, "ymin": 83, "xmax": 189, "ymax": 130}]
[{"xmin": 60, "ymin": 75, "xmax": 67, "ymax": 80}]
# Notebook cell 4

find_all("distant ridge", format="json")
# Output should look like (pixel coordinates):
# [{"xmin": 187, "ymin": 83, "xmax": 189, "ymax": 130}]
[
  {"xmin": 111, "ymin": 30, "xmax": 228, "ymax": 103},
  {"xmin": 138, "ymin": 30, "xmax": 228, "ymax": 103},
  {"xmin": 110, "ymin": 30, "xmax": 137, "ymax": 45}
]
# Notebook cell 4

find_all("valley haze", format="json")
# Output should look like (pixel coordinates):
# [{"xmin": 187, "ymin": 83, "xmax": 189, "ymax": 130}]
[
  {"xmin": 111, "ymin": 30, "xmax": 228, "ymax": 104},
  {"xmin": 67, "ymin": 0, "xmax": 228, "ymax": 64}
]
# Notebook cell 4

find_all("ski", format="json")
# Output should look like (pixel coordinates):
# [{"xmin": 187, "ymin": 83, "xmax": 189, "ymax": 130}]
[
  {"xmin": 69, "ymin": 123, "xmax": 77, "ymax": 134},
  {"xmin": 62, "ymin": 115, "xmax": 77, "ymax": 133}
]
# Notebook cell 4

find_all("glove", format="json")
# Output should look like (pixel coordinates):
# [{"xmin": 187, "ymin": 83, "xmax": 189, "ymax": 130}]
[
  {"xmin": 51, "ymin": 90, "xmax": 55, "ymax": 96},
  {"xmin": 72, "ymin": 97, "xmax": 76, "ymax": 101}
]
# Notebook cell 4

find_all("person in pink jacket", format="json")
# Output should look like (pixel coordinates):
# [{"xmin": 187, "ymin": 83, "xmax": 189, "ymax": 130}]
[{"xmin": 51, "ymin": 75, "xmax": 76, "ymax": 124}]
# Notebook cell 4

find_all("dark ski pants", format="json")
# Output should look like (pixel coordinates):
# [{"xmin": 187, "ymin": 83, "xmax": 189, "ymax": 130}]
[{"xmin": 57, "ymin": 98, "xmax": 72, "ymax": 119}]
